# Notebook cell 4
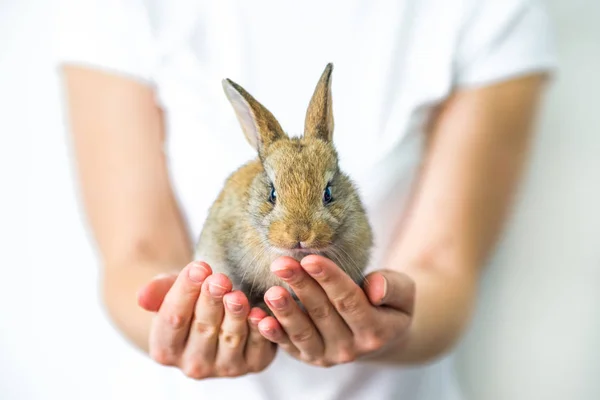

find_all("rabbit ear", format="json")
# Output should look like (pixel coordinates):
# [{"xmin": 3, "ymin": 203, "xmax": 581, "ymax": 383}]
[
  {"xmin": 222, "ymin": 78, "xmax": 286, "ymax": 153},
  {"xmin": 304, "ymin": 63, "xmax": 334, "ymax": 142}
]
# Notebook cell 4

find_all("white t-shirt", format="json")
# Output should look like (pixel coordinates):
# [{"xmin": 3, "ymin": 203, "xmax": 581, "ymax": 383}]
[{"xmin": 55, "ymin": 0, "xmax": 556, "ymax": 399}]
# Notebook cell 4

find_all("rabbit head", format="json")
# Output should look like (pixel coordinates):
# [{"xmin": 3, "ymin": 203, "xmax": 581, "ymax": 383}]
[{"xmin": 222, "ymin": 64, "xmax": 372, "ymax": 280}]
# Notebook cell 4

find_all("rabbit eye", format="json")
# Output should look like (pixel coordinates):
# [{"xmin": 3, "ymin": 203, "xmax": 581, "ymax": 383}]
[
  {"xmin": 269, "ymin": 185, "xmax": 277, "ymax": 204},
  {"xmin": 323, "ymin": 184, "xmax": 333, "ymax": 205}
]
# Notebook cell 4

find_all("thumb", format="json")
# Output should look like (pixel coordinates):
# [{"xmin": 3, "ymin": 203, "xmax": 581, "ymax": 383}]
[
  {"xmin": 137, "ymin": 273, "xmax": 178, "ymax": 312},
  {"xmin": 364, "ymin": 269, "xmax": 415, "ymax": 315}
]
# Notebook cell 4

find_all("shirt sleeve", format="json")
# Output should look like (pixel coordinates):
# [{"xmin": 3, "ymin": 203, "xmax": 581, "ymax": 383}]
[
  {"xmin": 53, "ymin": 0, "xmax": 156, "ymax": 84},
  {"xmin": 454, "ymin": 0, "xmax": 558, "ymax": 87}
]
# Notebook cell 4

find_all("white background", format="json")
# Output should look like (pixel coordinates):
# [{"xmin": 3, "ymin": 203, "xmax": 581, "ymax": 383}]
[{"xmin": 3, "ymin": 0, "xmax": 599, "ymax": 399}]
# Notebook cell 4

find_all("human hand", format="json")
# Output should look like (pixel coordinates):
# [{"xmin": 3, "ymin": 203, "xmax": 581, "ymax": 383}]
[
  {"xmin": 137, "ymin": 261, "xmax": 277, "ymax": 378},
  {"xmin": 257, "ymin": 255, "xmax": 415, "ymax": 367}
]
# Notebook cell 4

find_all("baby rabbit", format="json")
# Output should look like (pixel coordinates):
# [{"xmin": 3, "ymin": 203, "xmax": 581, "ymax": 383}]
[{"xmin": 194, "ymin": 63, "xmax": 373, "ymax": 308}]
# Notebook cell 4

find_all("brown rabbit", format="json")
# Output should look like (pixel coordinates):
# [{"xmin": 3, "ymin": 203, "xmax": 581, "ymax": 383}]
[{"xmin": 194, "ymin": 63, "xmax": 373, "ymax": 308}]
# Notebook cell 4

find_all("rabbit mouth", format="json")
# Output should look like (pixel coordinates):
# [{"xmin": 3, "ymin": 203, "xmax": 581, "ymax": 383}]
[
  {"xmin": 292, "ymin": 246, "xmax": 330, "ymax": 254},
  {"xmin": 271, "ymin": 246, "xmax": 331, "ymax": 257}
]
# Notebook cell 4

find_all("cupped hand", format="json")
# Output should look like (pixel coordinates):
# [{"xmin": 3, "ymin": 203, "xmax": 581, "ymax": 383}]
[
  {"xmin": 257, "ymin": 255, "xmax": 415, "ymax": 367},
  {"xmin": 137, "ymin": 261, "xmax": 277, "ymax": 379}
]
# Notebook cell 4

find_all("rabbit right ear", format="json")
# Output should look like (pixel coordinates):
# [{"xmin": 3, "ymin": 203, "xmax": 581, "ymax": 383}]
[
  {"xmin": 222, "ymin": 79, "xmax": 286, "ymax": 153},
  {"xmin": 304, "ymin": 63, "xmax": 334, "ymax": 142}
]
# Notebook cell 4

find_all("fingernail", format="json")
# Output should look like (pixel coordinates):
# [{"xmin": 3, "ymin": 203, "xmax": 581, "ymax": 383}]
[
  {"xmin": 381, "ymin": 276, "xmax": 389, "ymax": 302},
  {"xmin": 260, "ymin": 326, "xmax": 274, "ymax": 336},
  {"xmin": 209, "ymin": 282, "xmax": 227, "ymax": 297},
  {"xmin": 268, "ymin": 295, "xmax": 288, "ymax": 310},
  {"xmin": 303, "ymin": 262, "xmax": 322, "ymax": 275},
  {"xmin": 188, "ymin": 262, "xmax": 208, "ymax": 283},
  {"xmin": 249, "ymin": 316, "xmax": 262, "ymax": 325},
  {"xmin": 227, "ymin": 300, "xmax": 243, "ymax": 313},
  {"xmin": 274, "ymin": 268, "xmax": 294, "ymax": 279}
]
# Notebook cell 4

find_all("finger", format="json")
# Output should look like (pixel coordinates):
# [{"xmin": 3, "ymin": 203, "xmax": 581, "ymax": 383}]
[
  {"xmin": 149, "ymin": 261, "xmax": 211, "ymax": 364},
  {"xmin": 214, "ymin": 290, "xmax": 250, "ymax": 376},
  {"xmin": 138, "ymin": 273, "xmax": 177, "ymax": 312},
  {"xmin": 361, "ymin": 270, "xmax": 414, "ymax": 351},
  {"xmin": 245, "ymin": 307, "xmax": 277, "ymax": 373},
  {"xmin": 364, "ymin": 270, "xmax": 416, "ymax": 315},
  {"xmin": 264, "ymin": 286, "xmax": 324, "ymax": 360},
  {"xmin": 182, "ymin": 273, "xmax": 232, "ymax": 368},
  {"xmin": 258, "ymin": 316, "xmax": 300, "ymax": 359},
  {"xmin": 300, "ymin": 255, "xmax": 375, "ymax": 335},
  {"xmin": 271, "ymin": 257, "xmax": 353, "ymax": 351}
]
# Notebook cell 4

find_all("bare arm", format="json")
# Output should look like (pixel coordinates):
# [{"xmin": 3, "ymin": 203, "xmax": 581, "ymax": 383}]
[
  {"xmin": 383, "ymin": 73, "xmax": 549, "ymax": 362},
  {"xmin": 62, "ymin": 66, "xmax": 192, "ymax": 351}
]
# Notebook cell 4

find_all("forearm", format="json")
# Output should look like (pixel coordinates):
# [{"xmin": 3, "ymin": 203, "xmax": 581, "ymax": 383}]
[
  {"xmin": 365, "ymin": 75, "xmax": 547, "ymax": 364},
  {"xmin": 62, "ymin": 66, "xmax": 198, "ymax": 352}
]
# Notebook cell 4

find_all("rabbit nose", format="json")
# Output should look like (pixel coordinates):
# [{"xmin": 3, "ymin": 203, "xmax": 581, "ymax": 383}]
[{"xmin": 294, "ymin": 224, "xmax": 311, "ymax": 244}]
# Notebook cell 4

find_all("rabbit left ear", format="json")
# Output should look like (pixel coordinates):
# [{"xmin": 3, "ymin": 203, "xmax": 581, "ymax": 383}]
[
  {"xmin": 222, "ymin": 78, "xmax": 286, "ymax": 153},
  {"xmin": 304, "ymin": 63, "xmax": 334, "ymax": 142}
]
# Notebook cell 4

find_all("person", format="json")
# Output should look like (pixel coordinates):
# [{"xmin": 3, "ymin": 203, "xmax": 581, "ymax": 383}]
[{"xmin": 56, "ymin": 0, "xmax": 556, "ymax": 399}]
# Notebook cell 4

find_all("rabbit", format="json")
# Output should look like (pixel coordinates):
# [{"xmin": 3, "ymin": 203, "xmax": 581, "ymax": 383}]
[{"xmin": 194, "ymin": 63, "xmax": 373, "ymax": 309}]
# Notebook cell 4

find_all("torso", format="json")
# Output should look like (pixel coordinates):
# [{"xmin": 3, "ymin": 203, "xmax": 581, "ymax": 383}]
[{"xmin": 147, "ymin": 0, "xmax": 465, "ymax": 398}]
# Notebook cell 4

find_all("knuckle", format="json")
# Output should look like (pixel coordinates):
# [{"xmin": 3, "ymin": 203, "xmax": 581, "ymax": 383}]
[
  {"xmin": 216, "ymin": 364, "xmax": 246, "ymax": 378},
  {"xmin": 248, "ymin": 333, "xmax": 265, "ymax": 347},
  {"xmin": 361, "ymin": 332, "xmax": 386, "ymax": 353},
  {"xmin": 192, "ymin": 320, "xmax": 218, "ymax": 337},
  {"xmin": 307, "ymin": 303, "xmax": 333, "ymax": 320},
  {"xmin": 208, "ymin": 296, "xmax": 224, "ymax": 307},
  {"xmin": 220, "ymin": 330, "xmax": 245, "ymax": 349},
  {"xmin": 289, "ymin": 328, "xmax": 315, "ymax": 344},
  {"xmin": 247, "ymin": 362, "xmax": 266, "ymax": 374},
  {"xmin": 333, "ymin": 292, "xmax": 362, "ymax": 315},
  {"xmin": 289, "ymin": 274, "xmax": 310, "ymax": 290},
  {"xmin": 149, "ymin": 347, "xmax": 176, "ymax": 366},
  {"xmin": 298, "ymin": 351, "xmax": 319, "ymax": 364},
  {"xmin": 166, "ymin": 313, "xmax": 187, "ymax": 329},
  {"xmin": 274, "ymin": 306, "xmax": 294, "ymax": 318},
  {"xmin": 358, "ymin": 324, "xmax": 376, "ymax": 338},
  {"xmin": 318, "ymin": 271, "xmax": 334, "ymax": 284},
  {"xmin": 312, "ymin": 358, "xmax": 333, "ymax": 368},
  {"xmin": 182, "ymin": 362, "xmax": 210, "ymax": 380},
  {"xmin": 335, "ymin": 347, "xmax": 357, "ymax": 364}
]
